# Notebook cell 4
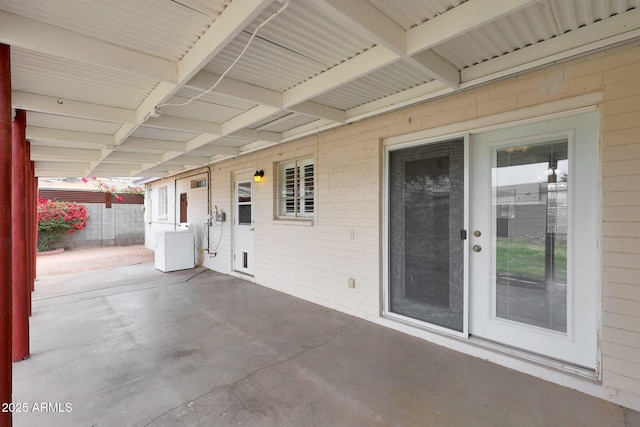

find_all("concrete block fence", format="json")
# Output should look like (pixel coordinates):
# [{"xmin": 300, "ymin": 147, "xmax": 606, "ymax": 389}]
[{"xmin": 39, "ymin": 190, "xmax": 144, "ymax": 250}]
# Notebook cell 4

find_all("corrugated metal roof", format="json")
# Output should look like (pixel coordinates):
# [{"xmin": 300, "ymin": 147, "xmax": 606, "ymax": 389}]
[
  {"xmin": 29, "ymin": 139, "xmax": 105, "ymax": 152},
  {"xmin": 186, "ymin": 145, "xmax": 225, "ymax": 157},
  {"xmin": 2, "ymin": 0, "xmax": 639, "ymax": 176},
  {"xmin": 436, "ymin": 0, "xmax": 640, "ymax": 70},
  {"xmin": 257, "ymin": 113, "xmax": 318, "ymax": 133},
  {"xmin": 0, "ymin": 0, "xmax": 216, "ymax": 62},
  {"xmin": 250, "ymin": 111, "xmax": 293, "ymax": 130},
  {"xmin": 11, "ymin": 48, "xmax": 156, "ymax": 109},
  {"xmin": 210, "ymin": 136, "xmax": 254, "ymax": 148},
  {"xmin": 111, "ymin": 146, "xmax": 168, "ymax": 155},
  {"xmin": 313, "ymin": 61, "xmax": 433, "ymax": 110},
  {"xmin": 205, "ymin": 0, "xmax": 376, "ymax": 92},
  {"xmin": 250, "ymin": 0, "xmax": 376, "ymax": 66},
  {"xmin": 131, "ymin": 126, "xmax": 198, "ymax": 142},
  {"xmin": 26, "ymin": 112, "xmax": 121, "ymax": 134},
  {"xmin": 160, "ymin": 87, "xmax": 258, "ymax": 122},
  {"xmin": 205, "ymin": 33, "xmax": 330, "ymax": 93},
  {"xmin": 369, "ymin": 0, "xmax": 464, "ymax": 30},
  {"xmin": 548, "ymin": 0, "xmax": 640, "ymax": 33}
]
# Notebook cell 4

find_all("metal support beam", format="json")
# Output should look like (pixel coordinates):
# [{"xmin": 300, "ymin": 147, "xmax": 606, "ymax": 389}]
[
  {"xmin": 12, "ymin": 109, "xmax": 29, "ymax": 362},
  {"xmin": 0, "ymin": 42, "xmax": 13, "ymax": 427}
]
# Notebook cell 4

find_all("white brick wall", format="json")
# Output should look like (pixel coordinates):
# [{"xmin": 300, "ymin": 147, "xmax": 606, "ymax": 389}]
[
  {"xmin": 177, "ymin": 173, "xmax": 209, "ymax": 263},
  {"xmin": 600, "ymin": 43, "xmax": 640, "ymax": 410},
  {"xmin": 145, "ymin": 40, "xmax": 640, "ymax": 411}
]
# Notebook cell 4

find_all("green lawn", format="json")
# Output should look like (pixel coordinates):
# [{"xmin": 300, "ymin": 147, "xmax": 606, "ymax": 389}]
[{"xmin": 496, "ymin": 238, "xmax": 567, "ymax": 281}]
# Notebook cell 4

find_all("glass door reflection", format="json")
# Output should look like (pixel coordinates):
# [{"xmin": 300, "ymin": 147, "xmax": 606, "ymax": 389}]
[
  {"xmin": 388, "ymin": 138, "xmax": 465, "ymax": 332},
  {"xmin": 493, "ymin": 141, "xmax": 568, "ymax": 332}
]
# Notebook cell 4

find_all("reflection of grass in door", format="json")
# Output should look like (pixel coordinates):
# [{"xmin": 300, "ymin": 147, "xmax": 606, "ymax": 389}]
[{"xmin": 496, "ymin": 238, "xmax": 567, "ymax": 281}]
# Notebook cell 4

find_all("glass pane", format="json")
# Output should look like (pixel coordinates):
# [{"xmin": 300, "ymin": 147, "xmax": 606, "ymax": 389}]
[
  {"xmin": 493, "ymin": 141, "xmax": 568, "ymax": 332},
  {"xmin": 237, "ymin": 181, "xmax": 252, "ymax": 225},
  {"xmin": 302, "ymin": 163, "xmax": 314, "ymax": 214},
  {"xmin": 278, "ymin": 166, "xmax": 296, "ymax": 215},
  {"xmin": 238, "ymin": 182, "xmax": 251, "ymax": 203},
  {"xmin": 238, "ymin": 205, "xmax": 252, "ymax": 225},
  {"xmin": 389, "ymin": 139, "xmax": 465, "ymax": 331},
  {"xmin": 404, "ymin": 156, "xmax": 450, "ymax": 306}
]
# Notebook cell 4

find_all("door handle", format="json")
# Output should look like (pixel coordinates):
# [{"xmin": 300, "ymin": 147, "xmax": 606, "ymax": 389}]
[{"xmin": 472, "ymin": 245, "xmax": 482, "ymax": 252}]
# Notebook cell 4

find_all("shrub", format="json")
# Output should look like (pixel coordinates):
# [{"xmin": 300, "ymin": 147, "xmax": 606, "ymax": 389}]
[{"xmin": 37, "ymin": 198, "xmax": 88, "ymax": 251}]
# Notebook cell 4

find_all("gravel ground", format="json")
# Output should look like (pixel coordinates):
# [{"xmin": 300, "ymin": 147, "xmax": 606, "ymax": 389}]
[{"xmin": 36, "ymin": 245, "xmax": 154, "ymax": 278}]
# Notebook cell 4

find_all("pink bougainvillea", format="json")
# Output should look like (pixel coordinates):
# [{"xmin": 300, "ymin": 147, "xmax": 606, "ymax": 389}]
[
  {"xmin": 37, "ymin": 198, "xmax": 88, "ymax": 251},
  {"xmin": 81, "ymin": 176, "xmax": 144, "ymax": 202}
]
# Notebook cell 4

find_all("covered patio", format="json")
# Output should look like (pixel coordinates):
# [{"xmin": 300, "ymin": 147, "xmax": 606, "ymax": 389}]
[
  {"xmin": 13, "ymin": 254, "xmax": 638, "ymax": 426},
  {"xmin": 2, "ymin": 0, "xmax": 640, "ymax": 424}
]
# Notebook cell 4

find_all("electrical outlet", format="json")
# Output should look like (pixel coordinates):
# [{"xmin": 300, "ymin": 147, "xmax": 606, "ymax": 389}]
[
  {"xmin": 348, "ymin": 229, "xmax": 355, "ymax": 240},
  {"xmin": 347, "ymin": 277, "xmax": 355, "ymax": 288}
]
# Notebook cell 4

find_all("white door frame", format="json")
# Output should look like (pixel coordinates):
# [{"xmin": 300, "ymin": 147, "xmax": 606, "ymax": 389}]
[
  {"xmin": 233, "ymin": 172, "xmax": 255, "ymax": 275},
  {"xmin": 469, "ymin": 111, "xmax": 599, "ymax": 369},
  {"xmin": 382, "ymin": 134, "xmax": 470, "ymax": 339},
  {"xmin": 382, "ymin": 109, "xmax": 600, "ymax": 371}
]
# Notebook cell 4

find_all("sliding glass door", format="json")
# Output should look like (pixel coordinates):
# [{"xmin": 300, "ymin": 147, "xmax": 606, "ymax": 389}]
[
  {"xmin": 387, "ymin": 138, "xmax": 467, "ymax": 333},
  {"xmin": 385, "ymin": 111, "xmax": 599, "ymax": 369}
]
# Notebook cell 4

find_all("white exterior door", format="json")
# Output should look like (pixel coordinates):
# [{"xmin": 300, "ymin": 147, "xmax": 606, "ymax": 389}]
[
  {"xmin": 234, "ymin": 175, "xmax": 254, "ymax": 275},
  {"xmin": 468, "ymin": 111, "xmax": 599, "ymax": 368},
  {"xmin": 386, "ymin": 111, "xmax": 599, "ymax": 370}
]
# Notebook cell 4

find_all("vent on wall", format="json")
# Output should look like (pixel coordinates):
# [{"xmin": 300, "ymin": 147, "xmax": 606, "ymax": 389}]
[{"xmin": 191, "ymin": 179, "xmax": 207, "ymax": 188}]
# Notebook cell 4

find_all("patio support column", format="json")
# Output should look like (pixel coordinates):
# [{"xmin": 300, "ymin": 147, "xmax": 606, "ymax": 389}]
[
  {"xmin": 25, "ymin": 142, "xmax": 32, "ymax": 316},
  {"xmin": 0, "ymin": 42, "xmax": 13, "ymax": 427},
  {"xmin": 12, "ymin": 108, "xmax": 29, "ymax": 362},
  {"xmin": 33, "ymin": 176, "xmax": 37, "ymax": 287}
]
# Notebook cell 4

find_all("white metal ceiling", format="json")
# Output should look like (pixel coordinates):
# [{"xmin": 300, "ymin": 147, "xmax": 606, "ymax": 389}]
[
  {"xmin": 11, "ymin": 48, "xmax": 157, "ymax": 110},
  {"xmin": 0, "ymin": 0, "xmax": 215, "ymax": 62},
  {"xmin": 369, "ymin": 0, "xmax": 464, "ymax": 30},
  {"xmin": 1, "ymin": 0, "xmax": 639, "ymax": 177}
]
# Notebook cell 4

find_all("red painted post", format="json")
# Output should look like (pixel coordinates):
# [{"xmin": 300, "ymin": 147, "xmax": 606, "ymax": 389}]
[
  {"xmin": 0, "ymin": 43, "xmax": 13, "ymax": 427},
  {"xmin": 12, "ymin": 109, "xmax": 29, "ymax": 362},
  {"xmin": 33, "ymin": 175, "xmax": 37, "ymax": 289},
  {"xmin": 25, "ymin": 142, "xmax": 32, "ymax": 316}
]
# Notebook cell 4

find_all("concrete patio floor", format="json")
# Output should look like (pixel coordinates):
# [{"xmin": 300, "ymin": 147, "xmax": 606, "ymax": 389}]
[
  {"xmin": 36, "ymin": 245, "xmax": 154, "ymax": 278},
  {"xmin": 12, "ymin": 252, "xmax": 640, "ymax": 426}
]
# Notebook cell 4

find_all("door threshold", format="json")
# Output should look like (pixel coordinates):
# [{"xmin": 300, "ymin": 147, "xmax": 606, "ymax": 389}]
[
  {"xmin": 383, "ymin": 314, "xmax": 599, "ymax": 382},
  {"xmin": 468, "ymin": 335, "xmax": 600, "ymax": 382},
  {"xmin": 232, "ymin": 270, "xmax": 255, "ymax": 278}
]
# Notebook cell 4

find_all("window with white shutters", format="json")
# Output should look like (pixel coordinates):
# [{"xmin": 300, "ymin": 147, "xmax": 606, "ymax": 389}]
[{"xmin": 278, "ymin": 158, "xmax": 314, "ymax": 218}]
